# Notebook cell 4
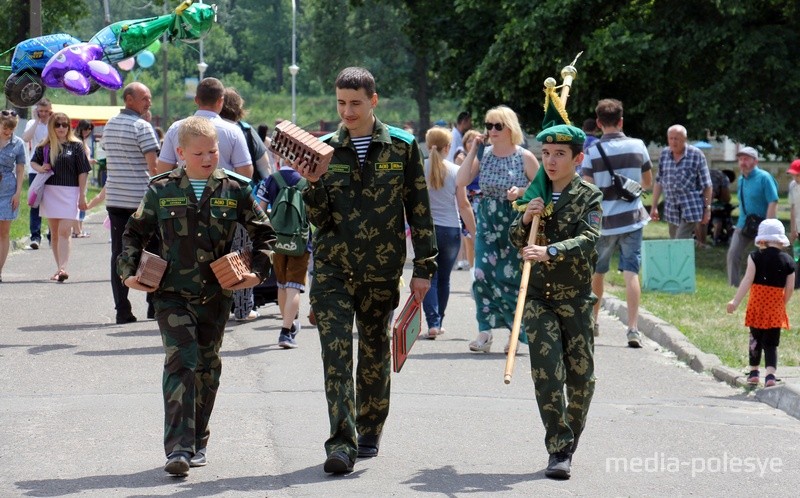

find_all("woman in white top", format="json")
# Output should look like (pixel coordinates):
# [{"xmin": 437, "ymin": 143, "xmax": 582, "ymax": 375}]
[{"xmin": 419, "ymin": 126, "xmax": 476, "ymax": 339}]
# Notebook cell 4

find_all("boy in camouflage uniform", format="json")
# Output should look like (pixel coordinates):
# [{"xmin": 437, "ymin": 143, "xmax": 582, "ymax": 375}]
[
  {"xmin": 297, "ymin": 67, "xmax": 437, "ymax": 474},
  {"xmin": 118, "ymin": 117, "xmax": 275, "ymax": 476},
  {"xmin": 510, "ymin": 122, "xmax": 602, "ymax": 480}
]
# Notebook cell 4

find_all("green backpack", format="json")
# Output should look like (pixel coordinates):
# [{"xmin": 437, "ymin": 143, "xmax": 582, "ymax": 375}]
[{"xmin": 269, "ymin": 172, "xmax": 309, "ymax": 256}]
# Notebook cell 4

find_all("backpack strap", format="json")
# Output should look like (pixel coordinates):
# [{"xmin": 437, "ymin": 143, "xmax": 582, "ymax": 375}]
[
  {"xmin": 271, "ymin": 170, "xmax": 306, "ymax": 190},
  {"xmin": 271, "ymin": 171, "xmax": 288, "ymax": 188}
]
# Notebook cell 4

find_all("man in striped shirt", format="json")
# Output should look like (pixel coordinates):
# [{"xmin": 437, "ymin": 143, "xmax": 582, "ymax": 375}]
[
  {"xmin": 102, "ymin": 82, "xmax": 160, "ymax": 324},
  {"xmin": 581, "ymin": 99, "xmax": 652, "ymax": 348}
]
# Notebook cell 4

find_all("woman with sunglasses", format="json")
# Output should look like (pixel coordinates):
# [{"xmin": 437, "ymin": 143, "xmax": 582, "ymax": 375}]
[
  {"xmin": 456, "ymin": 105, "xmax": 539, "ymax": 353},
  {"xmin": 0, "ymin": 110, "xmax": 27, "ymax": 283},
  {"xmin": 30, "ymin": 113, "xmax": 91, "ymax": 282}
]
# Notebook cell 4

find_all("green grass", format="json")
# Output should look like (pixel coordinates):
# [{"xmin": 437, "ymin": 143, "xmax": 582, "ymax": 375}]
[{"xmin": 602, "ymin": 216, "xmax": 800, "ymax": 369}]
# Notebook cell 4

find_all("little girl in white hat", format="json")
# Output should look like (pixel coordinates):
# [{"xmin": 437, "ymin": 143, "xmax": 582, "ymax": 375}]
[{"xmin": 726, "ymin": 218, "xmax": 795, "ymax": 387}]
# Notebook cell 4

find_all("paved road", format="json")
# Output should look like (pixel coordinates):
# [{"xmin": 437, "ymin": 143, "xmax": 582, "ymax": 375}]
[{"xmin": 1, "ymin": 214, "xmax": 799, "ymax": 496}]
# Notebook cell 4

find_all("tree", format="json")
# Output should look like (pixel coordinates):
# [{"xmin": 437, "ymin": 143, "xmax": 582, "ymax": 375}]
[{"xmin": 456, "ymin": 0, "xmax": 800, "ymax": 157}]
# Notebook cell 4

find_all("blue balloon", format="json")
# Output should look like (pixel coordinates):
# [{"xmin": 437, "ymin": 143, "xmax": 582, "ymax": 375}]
[{"xmin": 136, "ymin": 50, "xmax": 155, "ymax": 69}]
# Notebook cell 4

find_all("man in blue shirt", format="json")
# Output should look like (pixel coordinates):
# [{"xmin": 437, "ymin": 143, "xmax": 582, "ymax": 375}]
[{"xmin": 726, "ymin": 146, "xmax": 778, "ymax": 286}]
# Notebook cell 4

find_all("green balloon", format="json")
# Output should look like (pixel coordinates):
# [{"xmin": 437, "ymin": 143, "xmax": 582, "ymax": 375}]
[{"xmin": 147, "ymin": 39, "xmax": 161, "ymax": 53}]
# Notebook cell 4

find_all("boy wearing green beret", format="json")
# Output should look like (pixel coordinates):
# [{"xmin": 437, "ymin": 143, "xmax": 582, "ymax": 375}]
[{"xmin": 510, "ymin": 121, "xmax": 603, "ymax": 480}]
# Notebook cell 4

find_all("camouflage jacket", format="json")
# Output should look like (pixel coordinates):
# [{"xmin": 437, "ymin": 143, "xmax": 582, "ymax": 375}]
[
  {"xmin": 303, "ymin": 117, "xmax": 437, "ymax": 282},
  {"xmin": 117, "ymin": 167, "xmax": 275, "ymax": 301},
  {"xmin": 509, "ymin": 175, "xmax": 603, "ymax": 300}
]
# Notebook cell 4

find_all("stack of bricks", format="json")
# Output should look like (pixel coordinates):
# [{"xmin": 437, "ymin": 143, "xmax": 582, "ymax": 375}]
[
  {"xmin": 135, "ymin": 250, "xmax": 167, "ymax": 288},
  {"xmin": 270, "ymin": 120, "xmax": 334, "ymax": 176},
  {"xmin": 210, "ymin": 250, "xmax": 252, "ymax": 287}
]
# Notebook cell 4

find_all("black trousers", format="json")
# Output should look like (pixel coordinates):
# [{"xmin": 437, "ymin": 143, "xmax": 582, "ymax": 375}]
[
  {"xmin": 108, "ymin": 206, "xmax": 156, "ymax": 317},
  {"xmin": 749, "ymin": 327, "xmax": 780, "ymax": 369}
]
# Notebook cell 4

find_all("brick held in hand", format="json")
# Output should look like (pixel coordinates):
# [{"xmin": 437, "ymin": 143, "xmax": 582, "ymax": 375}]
[
  {"xmin": 210, "ymin": 250, "xmax": 252, "ymax": 287},
  {"xmin": 270, "ymin": 120, "xmax": 333, "ymax": 176},
  {"xmin": 136, "ymin": 250, "xmax": 167, "ymax": 288}
]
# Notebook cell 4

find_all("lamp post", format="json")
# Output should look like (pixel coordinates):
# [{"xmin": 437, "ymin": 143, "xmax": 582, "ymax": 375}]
[
  {"xmin": 290, "ymin": 0, "xmax": 298, "ymax": 123},
  {"xmin": 198, "ymin": 0, "xmax": 207, "ymax": 81}
]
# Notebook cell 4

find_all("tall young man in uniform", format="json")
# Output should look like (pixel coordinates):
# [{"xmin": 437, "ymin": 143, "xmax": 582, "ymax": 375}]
[{"xmin": 298, "ymin": 67, "xmax": 437, "ymax": 474}]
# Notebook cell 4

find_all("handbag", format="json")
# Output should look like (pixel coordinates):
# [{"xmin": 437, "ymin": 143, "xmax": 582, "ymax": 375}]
[
  {"xmin": 738, "ymin": 179, "xmax": 764, "ymax": 239},
  {"xmin": 595, "ymin": 142, "xmax": 642, "ymax": 202},
  {"xmin": 27, "ymin": 145, "xmax": 53, "ymax": 208},
  {"xmin": 741, "ymin": 214, "xmax": 764, "ymax": 239}
]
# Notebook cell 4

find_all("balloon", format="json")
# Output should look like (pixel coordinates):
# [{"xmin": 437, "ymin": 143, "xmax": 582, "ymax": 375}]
[
  {"xmin": 41, "ymin": 43, "xmax": 123, "ymax": 96},
  {"xmin": 136, "ymin": 50, "xmax": 155, "ymax": 69},
  {"xmin": 147, "ymin": 39, "xmax": 161, "ymax": 53},
  {"xmin": 117, "ymin": 58, "xmax": 135, "ymax": 71}
]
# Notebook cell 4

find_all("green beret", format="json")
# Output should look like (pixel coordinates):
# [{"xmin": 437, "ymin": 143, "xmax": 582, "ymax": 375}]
[{"xmin": 536, "ymin": 124, "xmax": 585, "ymax": 145}]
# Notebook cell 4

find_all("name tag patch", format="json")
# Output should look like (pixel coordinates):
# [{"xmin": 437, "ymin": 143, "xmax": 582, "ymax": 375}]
[
  {"xmin": 329, "ymin": 164, "xmax": 350, "ymax": 174},
  {"xmin": 159, "ymin": 197, "xmax": 188, "ymax": 207},
  {"xmin": 375, "ymin": 162, "xmax": 403, "ymax": 172},
  {"xmin": 211, "ymin": 198, "xmax": 238, "ymax": 208}
]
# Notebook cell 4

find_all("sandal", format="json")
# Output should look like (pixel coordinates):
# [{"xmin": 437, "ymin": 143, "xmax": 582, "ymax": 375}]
[
  {"xmin": 469, "ymin": 332, "xmax": 492, "ymax": 353},
  {"xmin": 419, "ymin": 328, "xmax": 439, "ymax": 340},
  {"xmin": 77, "ymin": 232, "xmax": 90, "ymax": 238},
  {"xmin": 56, "ymin": 269, "xmax": 69, "ymax": 282},
  {"xmin": 50, "ymin": 272, "xmax": 60, "ymax": 281}
]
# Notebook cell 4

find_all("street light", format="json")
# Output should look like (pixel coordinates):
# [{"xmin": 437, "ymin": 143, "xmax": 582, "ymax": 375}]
[
  {"xmin": 290, "ymin": 0, "xmax": 298, "ymax": 123},
  {"xmin": 290, "ymin": 64, "xmax": 299, "ymax": 124},
  {"xmin": 198, "ymin": 0, "xmax": 207, "ymax": 81}
]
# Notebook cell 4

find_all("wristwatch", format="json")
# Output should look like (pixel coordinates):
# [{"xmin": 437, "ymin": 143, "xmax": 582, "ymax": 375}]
[{"xmin": 547, "ymin": 246, "xmax": 559, "ymax": 258}]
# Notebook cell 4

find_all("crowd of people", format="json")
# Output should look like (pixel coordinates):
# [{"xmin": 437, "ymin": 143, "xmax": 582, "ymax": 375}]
[{"xmin": 3, "ymin": 65, "xmax": 799, "ymax": 483}]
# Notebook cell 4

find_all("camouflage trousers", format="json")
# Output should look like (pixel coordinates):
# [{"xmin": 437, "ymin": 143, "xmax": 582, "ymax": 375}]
[
  {"xmin": 310, "ymin": 273, "xmax": 400, "ymax": 461},
  {"xmin": 524, "ymin": 294, "xmax": 596, "ymax": 454},
  {"xmin": 154, "ymin": 292, "xmax": 230, "ymax": 457}
]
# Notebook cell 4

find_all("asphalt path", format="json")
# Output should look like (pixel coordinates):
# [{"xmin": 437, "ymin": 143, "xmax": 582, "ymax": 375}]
[{"xmin": 1, "ymin": 214, "xmax": 798, "ymax": 496}]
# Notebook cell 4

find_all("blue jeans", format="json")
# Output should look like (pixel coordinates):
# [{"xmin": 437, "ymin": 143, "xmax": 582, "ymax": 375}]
[
  {"xmin": 423, "ymin": 225, "xmax": 461, "ymax": 329},
  {"xmin": 28, "ymin": 173, "xmax": 41, "ymax": 241}
]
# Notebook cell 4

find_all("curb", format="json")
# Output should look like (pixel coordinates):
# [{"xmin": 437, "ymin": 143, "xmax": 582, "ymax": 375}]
[{"xmin": 602, "ymin": 295, "xmax": 800, "ymax": 421}]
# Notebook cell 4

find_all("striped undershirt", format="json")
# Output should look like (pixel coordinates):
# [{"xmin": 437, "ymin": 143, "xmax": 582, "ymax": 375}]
[
  {"xmin": 351, "ymin": 135, "xmax": 371, "ymax": 167},
  {"xmin": 551, "ymin": 192, "xmax": 561, "ymax": 205},
  {"xmin": 189, "ymin": 179, "xmax": 207, "ymax": 200}
]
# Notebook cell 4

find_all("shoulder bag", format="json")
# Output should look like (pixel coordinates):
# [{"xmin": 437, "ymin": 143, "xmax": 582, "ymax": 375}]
[
  {"xmin": 27, "ymin": 145, "xmax": 53, "ymax": 208},
  {"xmin": 595, "ymin": 142, "xmax": 642, "ymax": 202}
]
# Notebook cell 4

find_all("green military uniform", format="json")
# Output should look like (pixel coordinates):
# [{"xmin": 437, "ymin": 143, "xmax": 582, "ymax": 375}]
[
  {"xmin": 117, "ymin": 167, "xmax": 275, "ymax": 458},
  {"xmin": 303, "ymin": 117, "xmax": 437, "ymax": 461},
  {"xmin": 510, "ymin": 168, "xmax": 603, "ymax": 456}
]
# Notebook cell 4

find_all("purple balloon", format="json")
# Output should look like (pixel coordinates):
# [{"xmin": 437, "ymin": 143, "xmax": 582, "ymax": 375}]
[
  {"xmin": 62, "ymin": 70, "xmax": 91, "ymax": 95},
  {"xmin": 42, "ymin": 43, "xmax": 122, "ymax": 95},
  {"xmin": 87, "ymin": 60, "xmax": 123, "ymax": 90}
]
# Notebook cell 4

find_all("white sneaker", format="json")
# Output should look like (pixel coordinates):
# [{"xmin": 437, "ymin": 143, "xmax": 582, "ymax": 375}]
[{"xmin": 292, "ymin": 319, "xmax": 301, "ymax": 338}]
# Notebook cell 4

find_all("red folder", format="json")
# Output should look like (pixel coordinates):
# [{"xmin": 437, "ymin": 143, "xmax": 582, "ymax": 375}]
[{"xmin": 392, "ymin": 295, "xmax": 422, "ymax": 373}]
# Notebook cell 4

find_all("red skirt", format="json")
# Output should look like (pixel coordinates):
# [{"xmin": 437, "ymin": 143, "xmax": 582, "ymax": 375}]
[{"xmin": 745, "ymin": 284, "xmax": 789, "ymax": 329}]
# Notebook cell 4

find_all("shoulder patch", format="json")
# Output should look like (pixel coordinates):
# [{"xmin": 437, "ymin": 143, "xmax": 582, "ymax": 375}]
[
  {"xmin": 387, "ymin": 125, "xmax": 414, "ymax": 145},
  {"xmin": 225, "ymin": 169, "xmax": 253, "ymax": 185},
  {"xmin": 149, "ymin": 171, "xmax": 171, "ymax": 183}
]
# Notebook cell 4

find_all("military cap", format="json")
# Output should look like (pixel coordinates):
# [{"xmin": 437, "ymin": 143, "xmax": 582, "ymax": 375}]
[{"xmin": 536, "ymin": 124, "xmax": 585, "ymax": 145}]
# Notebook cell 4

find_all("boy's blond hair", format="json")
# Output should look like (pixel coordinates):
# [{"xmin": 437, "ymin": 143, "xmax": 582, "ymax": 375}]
[{"xmin": 178, "ymin": 116, "xmax": 218, "ymax": 148}]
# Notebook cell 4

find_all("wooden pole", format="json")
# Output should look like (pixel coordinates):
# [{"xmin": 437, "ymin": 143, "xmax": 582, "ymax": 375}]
[{"xmin": 504, "ymin": 56, "xmax": 580, "ymax": 384}]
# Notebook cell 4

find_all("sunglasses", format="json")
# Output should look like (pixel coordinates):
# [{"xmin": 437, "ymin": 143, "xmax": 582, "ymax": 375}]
[
  {"xmin": 1, "ymin": 110, "xmax": 18, "ymax": 117},
  {"xmin": 54, "ymin": 122, "xmax": 70, "ymax": 129},
  {"xmin": 485, "ymin": 122, "xmax": 504, "ymax": 132}
]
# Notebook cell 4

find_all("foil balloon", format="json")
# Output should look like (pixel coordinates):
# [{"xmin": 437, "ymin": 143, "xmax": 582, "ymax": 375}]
[
  {"xmin": 41, "ymin": 43, "xmax": 123, "ymax": 96},
  {"xmin": 118, "ymin": 58, "xmax": 135, "ymax": 71},
  {"xmin": 136, "ymin": 50, "xmax": 155, "ymax": 69}
]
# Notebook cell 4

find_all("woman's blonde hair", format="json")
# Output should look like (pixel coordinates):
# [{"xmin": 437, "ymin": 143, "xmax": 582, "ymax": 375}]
[
  {"xmin": 484, "ymin": 105, "xmax": 523, "ymax": 146},
  {"xmin": 425, "ymin": 126, "xmax": 452, "ymax": 190},
  {"xmin": 38, "ymin": 112, "xmax": 79, "ymax": 162}
]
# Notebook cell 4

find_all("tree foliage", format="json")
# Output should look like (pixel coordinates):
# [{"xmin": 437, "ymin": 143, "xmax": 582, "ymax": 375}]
[{"xmin": 456, "ymin": 0, "xmax": 800, "ymax": 157}]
